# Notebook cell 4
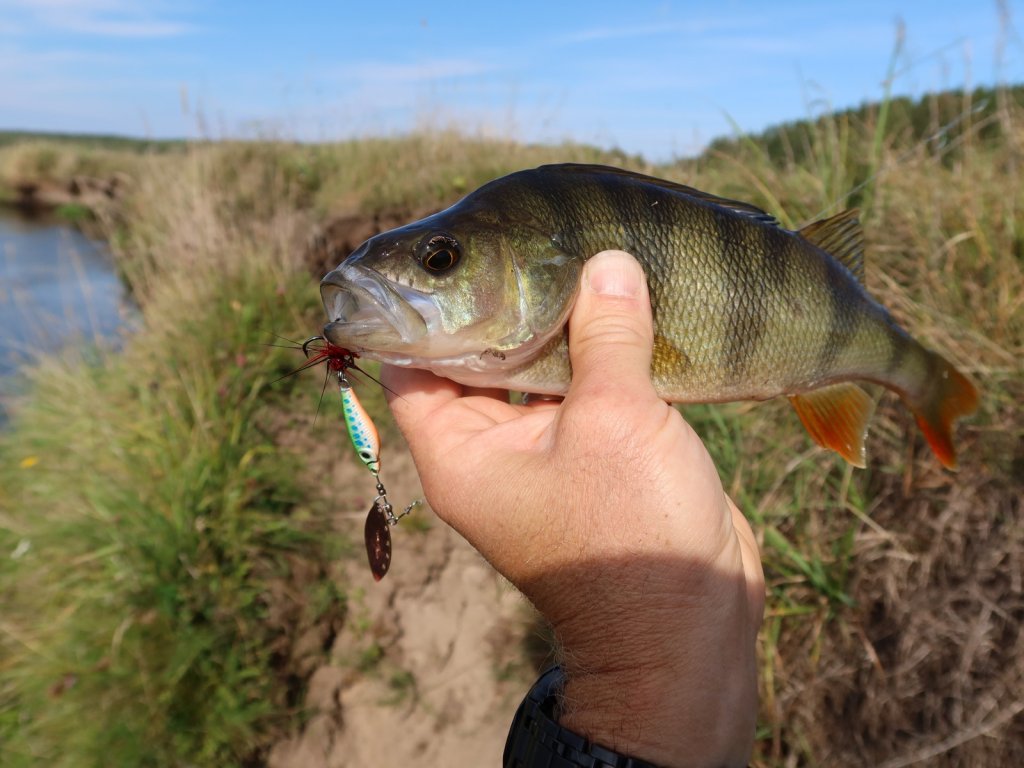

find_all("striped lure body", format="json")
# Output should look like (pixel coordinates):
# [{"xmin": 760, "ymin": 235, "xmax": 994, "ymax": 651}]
[
  {"xmin": 338, "ymin": 374, "xmax": 381, "ymax": 475},
  {"xmin": 320, "ymin": 164, "xmax": 978, "ymax": 468}
]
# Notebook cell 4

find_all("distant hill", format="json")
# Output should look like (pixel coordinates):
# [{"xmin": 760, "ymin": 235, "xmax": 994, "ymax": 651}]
[
  {"xmin": 0, "ymin": 130, "xmax": 183, "ymax": 153},
  {"xmin": 704, "ymin": 84, "xmax": 1024, "ymax": 165}
]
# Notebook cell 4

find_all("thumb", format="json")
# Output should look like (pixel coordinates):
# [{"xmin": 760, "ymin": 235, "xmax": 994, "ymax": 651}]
[{"xmin": 567, "ymin": 250, "xmax": 656, "ymax": 400}]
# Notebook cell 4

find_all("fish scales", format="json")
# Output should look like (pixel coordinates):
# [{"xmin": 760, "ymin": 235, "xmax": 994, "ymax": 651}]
[
  {"xmin": 520, "ymin": 172, "xmax": 879, "ymax": 400},
  {"xmin": 320, "ymin": 164, "xmax": 978, "ymax": 468}
]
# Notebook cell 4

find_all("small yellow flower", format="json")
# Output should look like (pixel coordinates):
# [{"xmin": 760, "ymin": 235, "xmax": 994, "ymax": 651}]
[{"xmin": 19, "ymin": 456, "xmax": 39, "ymax": 469}]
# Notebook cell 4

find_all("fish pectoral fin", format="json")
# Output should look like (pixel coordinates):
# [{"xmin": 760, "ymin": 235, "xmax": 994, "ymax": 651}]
[
  {"xmin": 652, "ymin": 334, "xmax": 691, "ymax": 373},
  {"xmin": 789, "ymin": 383, "xmax": 876, "ymax": 468}
]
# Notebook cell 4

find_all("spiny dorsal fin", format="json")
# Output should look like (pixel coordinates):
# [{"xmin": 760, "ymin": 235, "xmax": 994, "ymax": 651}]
[
  {"xmin": 789, "ymin": 382, "xmax": 876, "ymax": 467},
  {"xmin": 535, "ymin": 163, "xmax": 780, "ymax": 225},
  {"xmin": 799, "ymin": 209, "xmax": 865, "ymax": 283}
]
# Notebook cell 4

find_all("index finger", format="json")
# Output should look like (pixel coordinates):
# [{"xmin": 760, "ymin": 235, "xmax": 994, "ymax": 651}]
[{"xmin": 381, "ymin": 364, "xmax": 462, "ymax": 431}]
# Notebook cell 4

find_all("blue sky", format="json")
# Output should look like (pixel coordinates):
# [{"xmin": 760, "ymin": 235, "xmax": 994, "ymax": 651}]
[{"xmin": 1, "ymin": 1, "xmax": 1021, "ymax": 160}]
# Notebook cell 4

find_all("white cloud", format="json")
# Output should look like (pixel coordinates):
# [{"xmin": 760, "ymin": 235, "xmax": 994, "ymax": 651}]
[
  {"xmin": 555, "ymin": 22, "xmax": 682, "ymax": 45},
  {"xmin": 60, "ymin": 17, "xmax": 190, "ymax": 37},
  {"xmin": 0, "ymin": 43, "xmax": 126, "ymax": 84},
  {"xmin": 3, "ymin": 0, "xmax": 194, "ymax": 38},
  {"xmin": 9, "ymin": 0, "xmax": 127, "ymax": 10}
]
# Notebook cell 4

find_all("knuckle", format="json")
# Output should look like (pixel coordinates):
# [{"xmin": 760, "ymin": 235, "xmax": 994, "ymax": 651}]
[{"xmin": 573, "ymin": 317, "xmax": 651, "ymax": 356}]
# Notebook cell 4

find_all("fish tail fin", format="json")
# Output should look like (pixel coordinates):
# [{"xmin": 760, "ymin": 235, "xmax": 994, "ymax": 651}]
[{"xmin": 904, "ymin": 352, "xmax": 979, "ymax": 470}]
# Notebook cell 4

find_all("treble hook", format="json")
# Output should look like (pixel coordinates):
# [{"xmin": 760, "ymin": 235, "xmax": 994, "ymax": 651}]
[{"xmin": 302, "ymin": 335, "xmax": 326, "ymax": 359}]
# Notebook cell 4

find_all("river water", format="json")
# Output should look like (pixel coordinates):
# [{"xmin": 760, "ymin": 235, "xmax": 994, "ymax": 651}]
[{"xmin": 0, "ymin": 207, "xmax": 132, "ymax": 419}]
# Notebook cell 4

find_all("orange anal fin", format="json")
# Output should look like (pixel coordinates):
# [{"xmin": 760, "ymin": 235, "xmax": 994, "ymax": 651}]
[{"xmin": 789, "ymin": 383, "xmax": 876, "ymax": 468}]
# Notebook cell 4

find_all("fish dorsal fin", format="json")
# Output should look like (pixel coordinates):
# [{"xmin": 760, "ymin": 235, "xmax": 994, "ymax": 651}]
[
  {"xmin": 799, "ymin": 209, "xmax": 865, "ymax": 283},
  {"xmin": 535, "ymin": 163, "xmax": 780, "ymax": 225},
  {"xmin": 789, "ymin": 382, "xmax": 876, "ymax": 468}
]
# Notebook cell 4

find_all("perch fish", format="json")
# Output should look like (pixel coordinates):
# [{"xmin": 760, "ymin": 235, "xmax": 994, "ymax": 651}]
[{"xmin": 319, "ymin": 164, "xmax": 978, "ymax": 468}]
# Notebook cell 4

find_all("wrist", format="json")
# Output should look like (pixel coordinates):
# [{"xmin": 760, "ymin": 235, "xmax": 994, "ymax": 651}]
[
  {"xmin": 557, "ymin": 654, "xmax": 756, "ymax": 768},
  {"xmin": 542, "ymin": 555, "xmax": 758, "ymax": 767},
  {"xmin": 505, "ymin": 666, "xmax": 662, "ymax": 768}
]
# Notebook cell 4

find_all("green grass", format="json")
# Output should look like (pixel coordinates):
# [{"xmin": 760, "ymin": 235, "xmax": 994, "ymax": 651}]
[
  {"xmin": 0, "ymin": 130, "xmax": 183, "ymax": 152},
  {"xmin": 0, "ymin": 288, "xmax": 342, "ymax": 765},
  {"xmin": 1, "ymin": 83, "xmax": 1021, "ymax": 766},
  {"xmin": 54, "ymin": 202, "xmax": 94, "ymax": 225},
  {"xmin": 0, "ymin": 153, "xmax": 344, "ymax": 765},
  {"xmin": 685, "ymin": 82, "xmax": 1022, "ymax": 764}
]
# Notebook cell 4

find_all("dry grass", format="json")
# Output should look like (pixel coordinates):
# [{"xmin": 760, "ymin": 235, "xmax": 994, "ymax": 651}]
[
  {"xmin": 682, "ymin": 89, "xmax": 1024, "ymax": 766},
  {"xmin": 0, "ymin": 140, "xmax": 144, "ymax": 192}
]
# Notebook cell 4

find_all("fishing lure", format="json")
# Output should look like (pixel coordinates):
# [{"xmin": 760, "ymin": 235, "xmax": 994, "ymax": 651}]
[
  {"xmin": 337, "ymin": 372, "xmax": 381, "ymax": 476},
  {"xmin": 301, "ymin": 336, "xmax": 418, "ymax": 580}
]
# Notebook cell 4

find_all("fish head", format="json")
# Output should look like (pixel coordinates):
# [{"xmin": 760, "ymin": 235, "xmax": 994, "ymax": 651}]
[{"xmin": 320, "ymin": 201, "xmax": 582, "ymax": 379}]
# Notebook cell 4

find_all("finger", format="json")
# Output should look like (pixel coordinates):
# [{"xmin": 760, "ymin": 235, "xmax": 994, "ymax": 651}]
[
  {"xmin": 567, "ymin": 250, "xmax": 656, "ymax": 401},
  {"xmin": 381, "ymin": 364, "xmax": 461, "ymax": 431},
  {"xmin": 382, "ymin": 365, "xmax": 521, "ymax": 457},
  {"xmin": 463, "ymin": 386, "xmax": 510, "ymax": 402},
  {"xmin": 728, "ymin": 499, "xmax": 766, "ymax": 629},
  {"xmin": 521, "ymin": 392, "xmax": 564, "ymax": 407}
]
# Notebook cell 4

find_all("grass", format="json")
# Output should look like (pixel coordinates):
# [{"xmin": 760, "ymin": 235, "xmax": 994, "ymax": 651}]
[
  {"xmin": 0, "ymin": 146, "xmax": 345, "ymax": 765},
  {"xmin": 1, "ymin": 81, "xmax": 1022, "ymax": 766},
  {"xmin": 688, "ymin": 84, "xmax": 1023, "ymax": 765},
  {"xmin": 0, "ymin": 139, "xmax": 147, "ymax": 191},
  {"xmin": 54, "ymin": 202, "xmax": 94, "ymax": 225}
]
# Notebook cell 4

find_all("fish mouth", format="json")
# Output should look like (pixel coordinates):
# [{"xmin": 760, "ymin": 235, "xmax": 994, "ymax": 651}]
[{"xmin": 320, "ymin": 265, "xmax": 431, "ymax": 350}]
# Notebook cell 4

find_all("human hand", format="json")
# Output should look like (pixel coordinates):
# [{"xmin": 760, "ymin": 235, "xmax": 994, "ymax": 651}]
[{"xmin": 382, "ymin": 250, "xmax": 764, "ymax": 767}]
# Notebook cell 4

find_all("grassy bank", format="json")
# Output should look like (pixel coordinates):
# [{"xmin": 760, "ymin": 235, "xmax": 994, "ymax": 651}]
[
  {"xmin": 1, "ymin": 84, "xmax": 1022, "ymax": 766},
  {"xmin": 0, "ymin": 145, "xmax": 344, "ymax": 764},
  {"xmin": 690, "ymin": 85, "xmax": 1022, "ymax": 765}
]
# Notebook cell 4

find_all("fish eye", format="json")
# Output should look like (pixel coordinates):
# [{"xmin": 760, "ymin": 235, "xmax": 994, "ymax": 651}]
[{"xmin": 417, "ymin": 233, "xmax": 461, "ymax": 274}]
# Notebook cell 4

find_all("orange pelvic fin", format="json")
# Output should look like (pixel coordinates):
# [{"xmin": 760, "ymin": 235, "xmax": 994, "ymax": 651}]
[
  {"xmin": 907, "ymin": 357, "xmax": 979, "ymax": 470},
  {"xmin": 789, "ymin": 382, "xmax": 876, "ymax": 468}
]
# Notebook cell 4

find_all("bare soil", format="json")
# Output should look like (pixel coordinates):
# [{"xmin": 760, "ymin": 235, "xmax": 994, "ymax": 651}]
[
  {"xmin": 267, "ymin": 409, "xmax": 537, "ymax": 768},
  {"xmin": 3, "ymin": 173, "xmax": 129, "ymax": 212},
  {"xmin": 305, "ymin": 206, "xmax": 439, "ymax": 277}
]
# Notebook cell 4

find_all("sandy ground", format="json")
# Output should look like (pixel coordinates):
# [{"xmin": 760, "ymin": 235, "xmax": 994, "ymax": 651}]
[
  {"xmin": 271, "ymin": 205, "xmax": 540, "ymax": 767},
  {"xmin": 267, "ymin": 442, "xmax": 535, "ymax": 768}
]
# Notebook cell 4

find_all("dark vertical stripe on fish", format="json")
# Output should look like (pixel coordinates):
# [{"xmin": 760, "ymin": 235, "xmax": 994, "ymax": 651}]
[
  {"xmin": 633, "ymin": 184, "xmax": 680, "ymax": 334},
  {"xmin": 599, "ymin": 181, "xmax": 634, "ymax": 250},
  {"xmin": 885, "ymin": 330, "xmax": 907, "ymax": 375},
  {"xmin": 592, "ymin": 176, "xmax": 630, "ymax": 242},
  {"xmin": 818, "ymin": 258, "xmax": 859, "ymax": 373},
  {"xmin": 717, "ymin": 212, "xmax": 768, "ymax": 384},
  {"xmin": 535, "ymin": 174, "xmax": 590, "ymax": 256}
]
